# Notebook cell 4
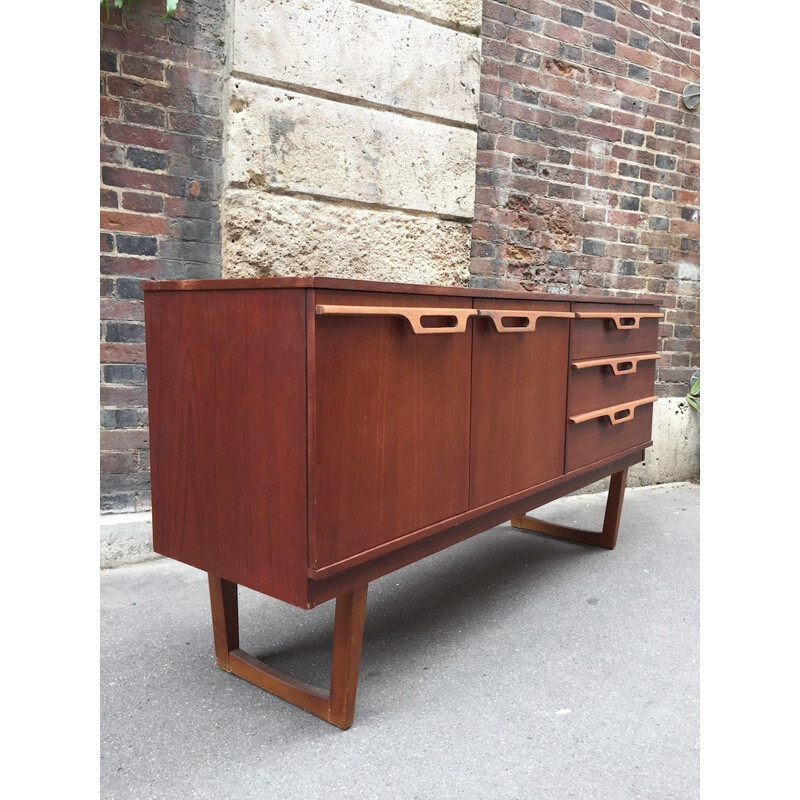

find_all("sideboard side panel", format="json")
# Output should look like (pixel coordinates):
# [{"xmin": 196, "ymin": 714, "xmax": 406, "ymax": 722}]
[{"xmin": 144, "ymin": 288, "xmax": 309, "ymax": 606}]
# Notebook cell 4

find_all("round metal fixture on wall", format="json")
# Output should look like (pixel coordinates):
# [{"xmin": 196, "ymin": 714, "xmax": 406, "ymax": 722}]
[{"xmin": 682, "ymin": 83, "xmax": 700, "ymax": 110}]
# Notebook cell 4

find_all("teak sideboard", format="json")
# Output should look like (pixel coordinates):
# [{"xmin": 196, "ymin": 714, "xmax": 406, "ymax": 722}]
[{"xmin": 143, "ymin": 276, "xmax": 662, "ymax": 729}]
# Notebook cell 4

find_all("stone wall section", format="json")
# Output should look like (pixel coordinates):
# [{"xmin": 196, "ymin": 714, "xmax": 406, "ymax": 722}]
[{"xmin": 222, "ymin": 0, "xmax": 483, "ymax": 285}]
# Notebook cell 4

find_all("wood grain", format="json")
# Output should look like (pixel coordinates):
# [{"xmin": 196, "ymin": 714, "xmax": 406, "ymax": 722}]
[
  {"xmin": 469, "ymin": 298, "xmax": 571, "ymax": 509},
  {"xmin": 310, "ymin": 289, "xmax": 473, "ymax": 569},
  {"xmin": 143, "ymin": 275, "xmax": 661, "ymax": 306},
  {"xmin": 570, "ymin": 356, "xmax": 658, "ymax": 416},
  {"xmin": 307, "ymin": 448, "xmax": 647, "ymax": 606},
  {"xmin": 570, "ymin": 302, "xmax": 661, "ymax": 358},
  {"xmin": 144, "ymin": 288, "xmax": 309, "ymax": 605}
]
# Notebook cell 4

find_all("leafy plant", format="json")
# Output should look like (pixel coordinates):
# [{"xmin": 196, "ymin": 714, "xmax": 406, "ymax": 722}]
[
  {"xmin": 101, "ymin": 0, "xmax": 179, "ymax": 18},
  {"xmin": 686, "ymin": 374, "xmax": 700, "ymax": 411}
]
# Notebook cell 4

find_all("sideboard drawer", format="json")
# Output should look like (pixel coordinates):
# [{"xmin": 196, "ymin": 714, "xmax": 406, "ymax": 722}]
[
  {"xmin": 569, "ymin": 354, "xmax": 658, "ymax": 416},
  {"xmin": 571, "ymin": 303, "xmax": 661, "ymax": 359},
  {"xmin": 566, "ymin": 396, "xmax": 655, "ymax": 471},
  {"xmin": 310, "ymin": 290, "xmax": 474, "ymax": 569}
]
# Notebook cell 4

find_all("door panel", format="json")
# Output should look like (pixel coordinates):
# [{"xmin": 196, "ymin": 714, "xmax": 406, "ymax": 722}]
[
  {"xmin": 310, "ymin": 290, "xmax": 473, "ymax": 568},
  {"xmin": 469, "ymin": 299, "xmax": 571, "ymax": 508}
]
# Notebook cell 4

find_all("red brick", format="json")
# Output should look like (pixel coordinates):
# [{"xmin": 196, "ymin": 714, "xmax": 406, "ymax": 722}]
[
  {"xmin": 101, "ymin": 452, "xmax": 137, "ymax": 474},
  {"xmin": 103, "ymin": 121, "xmax": 178, "ymax": 151},
  {"xmin": 100, "ymin": 430, "xmax": 150, "ymax": 451},
  {"xmin": 100, "ymin": 97, "xmax": 120, "ymax": 119},
  {"xmin": 100, "ymin": 385, "xmax": 149, "ymax": 406},
  {"xmin": 102, "ymin": 166, "xmax": 182, "ymax": 196},
  {"xmin": 100, "ymin": 210, "xmax": 168, "ymax": 235},
  {"xmin": 101, "ymin": 188, "xmax": 118, "ymax": 208},
  {"xmin": 576, "ymin": 119, "xmax": 622, "ymax": 141},
  {"xmin": 101, "ymin": 255, "xmax": 160, "ymax": 278},
  {"xmin": 121, "ymin": 192, "xmax": 164, "ymax": 213},
  {"xmin": 123, "ymin": 102, "xmax": 167, "ymax": 128},
  {"xmin": 106, "ymin": 76, "xmax": 189, "ymax": 110},
  {"xmin": 121, "ymin": 54, "xmax": 165, "ymax": 82},
  {"xmin": 101, "ymin": 343, "xmax": 147, "ymax": 364},
  {"xmin": 100, "ymin": 300, "xmax": 144, "ymax": 321}
]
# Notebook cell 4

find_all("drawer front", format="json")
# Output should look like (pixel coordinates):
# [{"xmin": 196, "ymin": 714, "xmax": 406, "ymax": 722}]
[
  {"xmin": 569, "ymin": 355, "xmax": 658, "ymax": 416},
  {"xmin": 566, "ymin": 398, "xmax": 655, "ymax": 472},
  {"xmin": 571, "ymin": 302, "xmax": 661, "ymax": 359},
  {"xmin": 469, "ymin": 298, "xmax": 572, "ymax": 508},
  {"xmin": 310, "ymin": 290, "xmax": 474, "ymax": 569}
]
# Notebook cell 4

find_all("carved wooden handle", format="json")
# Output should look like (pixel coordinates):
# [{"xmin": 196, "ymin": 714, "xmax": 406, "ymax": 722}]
[
  {"xmin": 315, "ymin": 304, "xmax": 478, "ymax": 334},
  {"xmin": 477, "ymin": 309, "xmax": 575, "ymax": 332},
  {"xmin": 572, "ymin": 353, "xmax": 660, "ymax": 376},
  {"xmin": 575, "ymin": 311, "xmax": 663, "ymax": 330},
  {"xmin": 570, "ymin": 396, "xmax": 657, "ymax": 426}
]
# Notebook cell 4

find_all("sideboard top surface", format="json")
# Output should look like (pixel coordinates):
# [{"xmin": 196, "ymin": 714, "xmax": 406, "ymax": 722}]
[{"xmin": 141, "ymin": 276, "xmax": 661, "ymax": 306}]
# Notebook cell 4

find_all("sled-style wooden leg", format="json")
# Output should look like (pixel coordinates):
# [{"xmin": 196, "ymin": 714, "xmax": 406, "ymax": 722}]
[
  {"xmin": 510, "ymin": 468, "xmax": 628, "ymax": 550},
  {"xmin": 207, "ymin": 575, "xmax": 368, "ymax": 729}
]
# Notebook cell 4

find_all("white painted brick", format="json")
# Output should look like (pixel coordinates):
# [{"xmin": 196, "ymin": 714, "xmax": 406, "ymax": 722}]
[{"xmin": 676, "ymin": 261, "xmax": 700, "ymax": 281}]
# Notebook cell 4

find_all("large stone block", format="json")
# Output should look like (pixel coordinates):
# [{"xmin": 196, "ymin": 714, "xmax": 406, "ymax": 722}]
[
  {"xmin": 232, "ymin": 0, "xmax": 481, "ymax": 124},
  {"xmin": 223, "ymin": 189, "xmax": 472, "ymax": 284},
  {"xmin": 227, "ymin": 82, "xmax": 478, "ymax": 218},
  {"xmin": 375, "ymin": 0, "xmax": 483, "ymax": 31}
]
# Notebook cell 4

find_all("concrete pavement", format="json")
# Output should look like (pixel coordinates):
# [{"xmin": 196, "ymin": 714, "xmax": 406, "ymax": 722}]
[{"xmin": 101, "ymin": 482, "xmax": 699, "ymax": 799}]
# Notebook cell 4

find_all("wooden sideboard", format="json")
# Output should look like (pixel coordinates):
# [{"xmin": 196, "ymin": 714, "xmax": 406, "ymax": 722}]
[{"xmin": 143, "ymin": 276, "xmax": 662, "ymax": 728}]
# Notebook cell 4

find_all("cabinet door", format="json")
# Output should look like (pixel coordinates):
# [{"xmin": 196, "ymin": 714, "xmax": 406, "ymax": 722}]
[
  {"xmin": 310, "ymin": 290, "xmax": 474, "ymax": 568},
  {"xmin": 469, "ymin": 299, "xmax": 572, "ymax": 508}
]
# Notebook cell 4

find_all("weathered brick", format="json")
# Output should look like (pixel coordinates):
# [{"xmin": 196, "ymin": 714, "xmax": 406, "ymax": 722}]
[
  {"xmin": 628, "ymin": 64, "xmax": 650, "ymax": 82},
  {"xmin": 102, "ymin": 364, "xmax": 147, "ymax": 385},
  {"xmin": 101, "ymin": 51, "xmax": 117, "ymax": 73},
  {"xmin": 126, "ymin": 147, "xmax": 169, "ymax": 171},
  {"xmin": 100, "ymin": 210, "xmax": 168, "ymax": 235},
  {"xmin": 116, "ymin": 234, "xmax": 158, "ymax": 256},
  {"xmin": 123, "ymin": 102, "xmax": 166, "ymax": 128},
  {"xmin": 121, "ymin": 54, "xmax": 165, "ymax": 82},
  {"xmin": 561, "ymin": 9, "xmax": 584, "ymax": 27},
  {"xmin": 582, "ymin": 239, "xmax": 607, "ymax": 256},
  {"xmin": 592, "ymin": 37, "xmax": 616, "ymax": 55},
  {"xmin": 101, "ymin": 188, "xmax": 119, "ymax": 208},
  {"xmin": 656, "ymin": 154, "xmax": 677, "ymax": 170},
  {"xmin": 121, "ymin": 192, "xmax": 164, "ymax": 214},
  {"xmin": 106, "ymin": 322, "xmax": 146, "ymax": 343}
]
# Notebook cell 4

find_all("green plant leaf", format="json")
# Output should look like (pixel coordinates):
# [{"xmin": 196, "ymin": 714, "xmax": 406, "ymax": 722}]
[
  {"xmin": 685, "ymin": 376, "xmax": 699, "ymax": 411},
  {"xmin": 165, "ymin": 0, "xmax": 179, "ymax": 16}
]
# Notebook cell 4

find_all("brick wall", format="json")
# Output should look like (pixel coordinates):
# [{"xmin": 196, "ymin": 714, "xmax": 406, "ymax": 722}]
[
  {"xmin": 100, "ymin": 0, "xmax": 225, "ymax": 512},
  {"xmin": 99, "ymin": 0, "xmax": 700, "ymax": 518},
  {"xmin": 471, "ymin": 0, "xmax": 700, "ymax": 397}
]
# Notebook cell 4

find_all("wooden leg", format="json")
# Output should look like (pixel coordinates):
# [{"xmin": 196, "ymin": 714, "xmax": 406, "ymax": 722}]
[
  {"xmin": 510, "ymin": 468, "xmax": 628, "ymax": 550},
  {"xmin": 208, "ymin": 575, "xmax": 239, "ymax": 669},
  {"xmin": 207, "ymin": 576, "xmax": 368, "ymax": 730}
]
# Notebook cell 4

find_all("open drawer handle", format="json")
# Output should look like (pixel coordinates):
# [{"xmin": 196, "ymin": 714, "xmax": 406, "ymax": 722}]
[
  {"xmin": 575, "ymin": 311, "xmax": 663, "ymax": 330},
  {"xmin": 477, "ymin": 309, "xmax": 575, "ymax": 333},
  {"xmin": 570, "ymin": 396, "xmax": 657, "ymax": 426},
  {"xmin": 572, "ymin": 353, "xmax": 660, "ymax": 376},
  {"xmin": 315, "ymin": 304, "xmax": 478, "ymax": 334}
]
